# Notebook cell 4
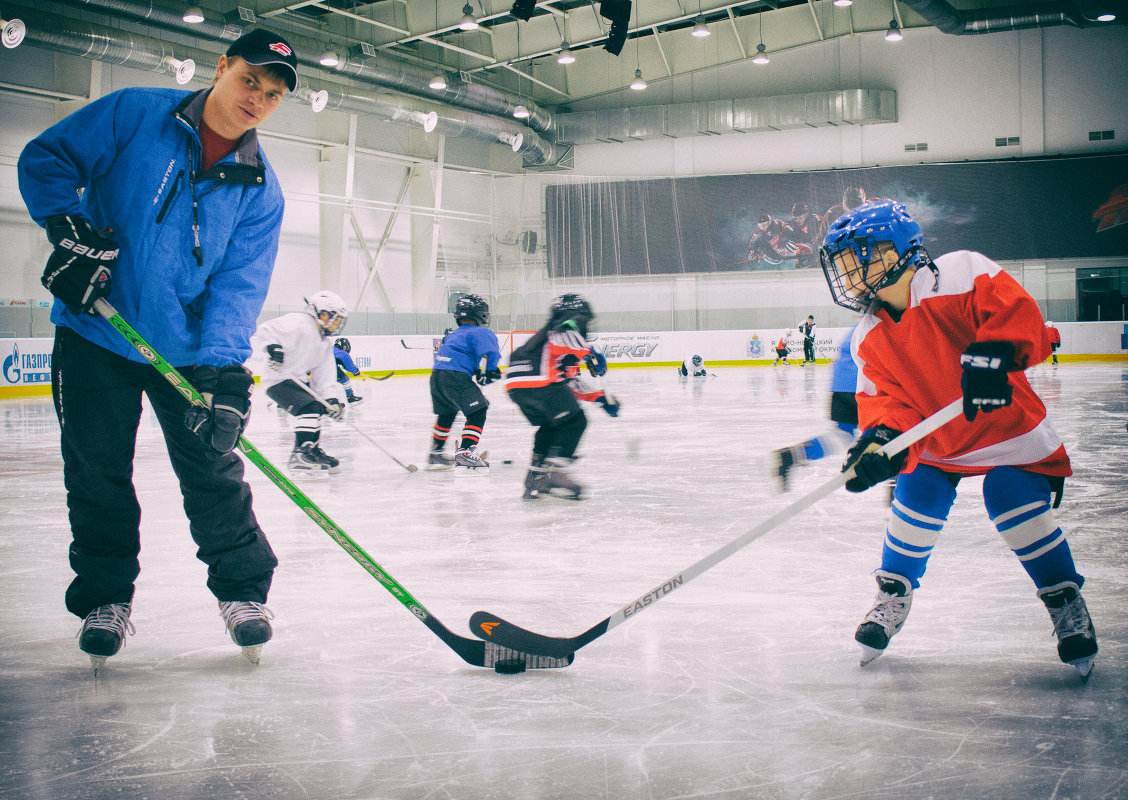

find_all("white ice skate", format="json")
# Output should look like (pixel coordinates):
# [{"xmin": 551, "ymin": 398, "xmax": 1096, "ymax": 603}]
[{"xmin": 855, "ymin": 571, "xmax": 912, "ymax": 667}]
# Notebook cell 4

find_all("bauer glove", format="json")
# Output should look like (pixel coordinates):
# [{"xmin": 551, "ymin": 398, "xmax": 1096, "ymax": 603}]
[
  {"xmin": 41, "ymin": 215, "xmax": 118, "ymax": 316},
  {"xmin": 960, "ymin": 341, "xmax": 1014, "ymax": 421},
  {"xmin": 585, "ymin": 348, "xmax": 608, "ymax": 377},
  {"xmin": 184, "ymin": 365, "xmax": 254, "ymax": 455},
  {"xmin": 475, "ymin": 367, "xmax": 502, "ymax": 386},
  {"xmin": 598, "ymin": 392, "xmax": 621, "ymax": 418},
  {"xmin": 842, "ymin": 425, "xmax": 906, "ymax": 493},
  {"xmin": 265, "ymin": 344, "xmax": 285, "ymax": 371}
]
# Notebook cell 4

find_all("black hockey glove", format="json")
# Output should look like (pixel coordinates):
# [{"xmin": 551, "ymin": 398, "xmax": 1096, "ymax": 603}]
[
  {"xmin": 265, "ymin": 344, "xmax": 285, "ymax": 371},
  {"xmin": 475, "ymin": 367, "xmax": 502, "ymax": 386},
  {"xmin": 183, "ymin": 365, "xmax": 254, "ymax": 454},
  {"xmin": 960, "ymin": 341, "xmax": 1014, "ymax": 421},
  {"xmin": 842, "ymin": 425, "xmax": 907, "ymax": 493},
  {"xmin": 324, "ymin": 397, "xmax": 346, "ymax": 421},
  {"xmin": 598, "ymin": 392, "xmax": 621, "ymax": 418},
  {"xmin": 585, "ymin": 348, "xmax": 608, "ymax": 377},
  {"xmin": 41, "ymin": 215, "xmax": 118, "ymax": 315}
]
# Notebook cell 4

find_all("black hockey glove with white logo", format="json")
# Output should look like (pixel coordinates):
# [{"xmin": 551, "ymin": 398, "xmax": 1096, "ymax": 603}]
[
  {"xmin": 42, "ymin": 215, "xmax": 118, "ymax": 315},
  {"xmin": 475, "ymin": 367, "xmax": 502, "ymax": 386},
  {"xmin": 960, "ymin": 341, "xmax": 1014, "ymax": 421},
  {"xmin": 265, "ymin": 344, "xmax": 285, "ymax": 371},
  {"xmin": 842, "ymin": 424, "xmax": 906, "ymax": 493},
  {"xmin": 184, "ymin": 365, "xmax": 254, "ymax": 454}
]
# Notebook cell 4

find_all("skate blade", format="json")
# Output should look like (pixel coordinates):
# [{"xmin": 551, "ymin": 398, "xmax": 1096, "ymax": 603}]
[
  {"xmin": 1073, "ymin": 658, "xmax": 1095, "ymax": 683},
  {"xmin": 858, "ymin": 644, "xmax": 885, "ymax": 667},
  {"xmin": 89, "ymin": 654, "xmax": 108, "ymax": 672},
  {"xmin": 454, "ymin": 466, "xmax": 490, "ymax": 476},
  {"xmin": 241, "ymin": 645, "xmax": 264, "ymax": 665}
]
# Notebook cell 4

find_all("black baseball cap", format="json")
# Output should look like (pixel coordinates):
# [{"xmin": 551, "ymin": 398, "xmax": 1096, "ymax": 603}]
[{"xmin": 225, "ymin": 28, "xmax": 298, "ymax": 91}]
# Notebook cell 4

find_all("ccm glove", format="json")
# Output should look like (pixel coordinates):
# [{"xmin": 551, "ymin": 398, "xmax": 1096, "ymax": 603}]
[
  {"xmin": 265, "ymin": 344, "xmax": 285, "ymax": 371},
  {"xmin": 597, "ymin": 392, "xmax": 621, "ymax": 418},
  {"xmin": 475, "ymin": 367, "xmax": 502, "ymax": 386},
  {"xmin": 41, "ymin": 215, "xmax": 118, "ymax": 315},
  {"xmin": 585, "ymin": 348, "xmax": 608, "ymax": 377},
  {"xmin": 184, "ymin": 365, "xmax": 254, "ymax": 454},
  {"xmin": 960, "ymin": 341, "xmax": 1015, "ymax": 421},
  {"xmin": 324, "ymin": 398, "xmax": 346, "ymax": 421},
  {"xmin": 842, "ymin": 424, "xmax": 907, "ymax": 493}
]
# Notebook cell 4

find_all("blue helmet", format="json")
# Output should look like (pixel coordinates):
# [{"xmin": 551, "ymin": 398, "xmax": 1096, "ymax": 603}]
[{"xmin": 819, "ymin": 200, "xmax": 930, "ymax": 313}]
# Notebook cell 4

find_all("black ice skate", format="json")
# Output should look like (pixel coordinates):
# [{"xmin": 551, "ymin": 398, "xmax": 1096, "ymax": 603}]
[
  {"xmin": 454, "ymin": 446, "xmax": 489, "ymax": 475},
  {"xmin": 218, "ymin": 601, "xmax": 274, "ymax": 665},
  {"xmin": 425, "ymin": 450, "xmax": 454, "ymax": 471},
  {"xmin": 1037, "ymin": 581, "xmax": 1097, "ymax": 682},
  {"xmin": 346, "ymin": 393, "xmax": 364, "ymax": 405},
  {"xmin": 544, "ymin": 456, "xmax": 583, "ymax": 500},
  {"xmin": 289, "ymin": 442, "xmax": 341, "ymax": 473},
  {"xmin": 77, "ymin": 602, "xmax": 135, "ymax": 672},
  {"xmin": 855, "ymin": 571, "xmax": 913, "ymax": 666},
  {"xmin": 772, "ymin": 445, "xmax": 806, "ymax": 493}
]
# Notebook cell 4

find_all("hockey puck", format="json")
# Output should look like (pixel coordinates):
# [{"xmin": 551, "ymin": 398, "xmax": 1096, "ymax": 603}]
[
  {"xmin": 502, "ymin": 459, "xmax": 513, "ymax": 465},
  {"xmin": 494, "ymin": 658, "xmax": 527, "ymax": 674}
]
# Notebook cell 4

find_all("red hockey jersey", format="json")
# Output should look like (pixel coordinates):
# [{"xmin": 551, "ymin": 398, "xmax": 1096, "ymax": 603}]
[{"xmin": 853, "ymin": 250, "xmax": 1070, "ymax": 478}]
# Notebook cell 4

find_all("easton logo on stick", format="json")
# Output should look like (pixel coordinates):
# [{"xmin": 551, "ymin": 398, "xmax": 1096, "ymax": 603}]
[{"xmin": 479, "ymin": 621, "xmax": 499, "ymax": 636}]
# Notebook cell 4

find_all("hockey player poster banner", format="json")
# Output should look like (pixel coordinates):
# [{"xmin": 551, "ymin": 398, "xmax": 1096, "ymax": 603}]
[{"xmin": 544, "ymin": 153, "xmax": 1128, "ymax": 277}]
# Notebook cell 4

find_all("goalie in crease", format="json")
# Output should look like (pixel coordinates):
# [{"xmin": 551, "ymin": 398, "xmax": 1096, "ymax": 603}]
[{"xmin": 821, "ymin": 200, "xmax": 1097, "ymax": 680}]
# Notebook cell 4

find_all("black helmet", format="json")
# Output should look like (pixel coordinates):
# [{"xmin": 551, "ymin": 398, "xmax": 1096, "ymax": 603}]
[
  {"xmin": 550, "ymin": 293, "xmax": 594, "ymax": 337},
  {"xmin": 454, "ymin": 293, "xmax": 489, "ymax": 325},
  {"xmin": 334, "ymin": 337, "xmax": 351, "ymax": 353}
]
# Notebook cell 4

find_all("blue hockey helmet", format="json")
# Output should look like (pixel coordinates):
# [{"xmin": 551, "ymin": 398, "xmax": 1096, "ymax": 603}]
[{"xmin": 819, "ymin": 200, "xmax": 930, "ymax": 313}]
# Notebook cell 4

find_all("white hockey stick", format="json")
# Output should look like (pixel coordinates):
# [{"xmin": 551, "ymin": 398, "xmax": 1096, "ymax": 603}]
[
  {"xmin": 470, "ymin": 397, "xmax": 965, "ymax": 659},
  {"xmin": 289, "ymin": 379, "xmax": 419, "ymax": 473}
]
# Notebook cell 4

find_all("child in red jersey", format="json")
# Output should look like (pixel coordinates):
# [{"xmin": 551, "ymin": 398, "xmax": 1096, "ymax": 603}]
[{"xmin": 819, "ymin": 200, "xmax": 1097, "ymax": 680}]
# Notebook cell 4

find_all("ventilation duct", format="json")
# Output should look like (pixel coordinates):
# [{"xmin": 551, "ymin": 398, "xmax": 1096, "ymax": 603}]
[
  {"xmin": 901, "ymin": 0, "xmax": 1122, "ymax": 34},
  {"xmin": 557, "ymin": 90, "xmax": 897, "ymax": 144},
  {"xmin": 9, "ymin": 8, "xmax": 560, "ymax": 166},
  {"xmin": 48, "ymin": 0, "xmax": 556, "ymax": 138}
]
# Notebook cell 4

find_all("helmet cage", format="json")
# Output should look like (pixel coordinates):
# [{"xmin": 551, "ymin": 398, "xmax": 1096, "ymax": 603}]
[
  {"xmin": 334, "ymin": 337, "xmax": 351, "ymax": 353},
  {"xmin": 305, "ymin": 291, "xmax": 349, "ymax": 338},
  {"xmin": 550, "ymin": 293, "xmax": 594, "ymax": 337},
  {"xmin": 819, "ymin": 201, "xmax": 929, "ymax": 313}
]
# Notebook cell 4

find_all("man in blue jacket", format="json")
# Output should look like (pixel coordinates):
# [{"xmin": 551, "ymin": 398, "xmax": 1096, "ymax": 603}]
[{"xmin": 18, "ymin": 28, "xmax": 298, "ymax": 669}]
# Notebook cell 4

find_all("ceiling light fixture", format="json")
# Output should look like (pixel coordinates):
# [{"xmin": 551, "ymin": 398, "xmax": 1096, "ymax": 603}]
[
  {"xmin": 833, "ymin": 0, "xmax": 853, "ymax": 6},
  {"xmin": 885, "ymin": 18, "xmax": 903, "ymax": 41},
  {"xmin": 630, "ymin": 67, "xmax": 647, "ymax": 90},
  {"xmin": 753, "ymin": 13, "xmax": 769, "ymax": 64},
  {"xmin": 513, "ymin": 103, "xmax": 530, "ymax": 118},
  {"xmin": 691, "ymin": 16, "xmax": 710, "ymax": 37},
  {"xmin": 1097, "ymin": 11, "xmax": 1116, "ymax": 21},
  {"xmin": 459, "ymin": 2, "xmax": 479, "ymax": 31},
  {"xmin": 319, "ymin": 44, "xmax": 340, "ymax": 66},
  {"xmin": 182, "ymin": 5, "xmax": 204, "ymax": 23},
  {"xmin": 557, "ymin": 42, "xmax": 575, "ymax": 63},
  {"xmin": 429, "ymin": 69, "xmax": 448, "ymax": 89}
]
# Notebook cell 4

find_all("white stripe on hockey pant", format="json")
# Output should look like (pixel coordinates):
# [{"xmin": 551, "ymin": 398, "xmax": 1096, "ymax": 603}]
[
  {"xmin": 993, "ymin": 506, "xmax": 1057, "ymax": 551},
  {"xmin": 1014, "ymin": 530, "xmax": 1068, "ymax": 562},
  {"xmin": 992, "ymin": 500, "xmax": 1046, "ymax": 527},
  {"xmin": 294, "ymin": 413, "xmax": 321, "ymax": 435}
]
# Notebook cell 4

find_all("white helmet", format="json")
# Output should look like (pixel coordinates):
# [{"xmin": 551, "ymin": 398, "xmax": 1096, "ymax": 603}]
[{"xmin": 305, "ymin": 290, "xmax": 348, "ymax": 337}]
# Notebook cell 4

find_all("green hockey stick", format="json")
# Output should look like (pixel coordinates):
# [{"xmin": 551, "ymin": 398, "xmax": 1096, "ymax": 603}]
[{"xmin": 92, "ymin": 298, "xmax": 571, "ymax": 672}]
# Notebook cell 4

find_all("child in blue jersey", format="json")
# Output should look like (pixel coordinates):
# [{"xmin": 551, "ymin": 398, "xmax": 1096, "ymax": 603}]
[
  {"xmin": 333, "ymin": 337, "xmax": 363, "ymax": 405},
  {"xmin": 772, "ymin": 324, "xmax": 860, "ymax": 491},
  {"xmin": 426, "ymin": 294, "xmax": 501, "ymax": 473}
]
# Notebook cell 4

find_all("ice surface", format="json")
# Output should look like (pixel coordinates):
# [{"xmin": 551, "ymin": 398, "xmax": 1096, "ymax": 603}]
[{"xmin": 1, "ymin": 362, "xmax": 1126, "ymax": 800}]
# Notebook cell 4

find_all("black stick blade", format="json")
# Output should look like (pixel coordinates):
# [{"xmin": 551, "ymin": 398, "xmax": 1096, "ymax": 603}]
[{"xmin": 470, "ymin": 611, "xmax": 580, "ymax": 661}]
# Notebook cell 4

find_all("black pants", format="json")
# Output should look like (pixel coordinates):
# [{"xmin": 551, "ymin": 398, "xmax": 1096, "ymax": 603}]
[
  {"xmin": 508, "ymin": 383, "xmax": 587, "ymax": 459},
  {"xmin": 52, "ymin": 328, "xmax": 277, "ymax": 619},
  {"xmin": 803, "ymin": 337, "xmax": 815, "ymax": 362}
]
